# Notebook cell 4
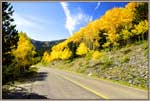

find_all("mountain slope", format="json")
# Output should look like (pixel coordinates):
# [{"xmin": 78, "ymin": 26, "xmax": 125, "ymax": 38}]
[
  {"xmin": 41, "ymin": 2, "xmax": 148, "ymax": 62},
  {"xmin": 31, "ymin": 39, "xmax": 66, "ymax": 56},
  {"xmin": 49, "ymin": 41, "xmax": 148, "ymax": 89}
]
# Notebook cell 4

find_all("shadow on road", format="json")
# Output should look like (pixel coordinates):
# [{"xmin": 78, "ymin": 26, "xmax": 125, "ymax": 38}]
[
  {"xmin": 3, "ymin": 71, "xmax": 49, "ymax": 99},
  {"xmin": 3, "ymin": 84, "xmax": 49, "ymax": 99},
  {"xmin": 3, "ymin": 91, "xmax": 48, "ymax": 99},
  {"xmin": 35, "ymin": 72, "xmax": 48, "ymax": 81},
  {"xmin": 25, "ymin": 71, "xmax": 48, "ymax": 82}
]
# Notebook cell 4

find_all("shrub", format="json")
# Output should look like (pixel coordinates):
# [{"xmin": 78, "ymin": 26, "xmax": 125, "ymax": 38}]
[
  {"xmin": 121, "ymin": 55, "xmax": 130, "ymax": 63},
  {"xmin": 92, "ymin": 51, "xmax": 105, "ymax": 60},
  {"xmin": 104, "ymin": 57, "xmax": 112, "ymax": 67},
  {"xmin": 143, "ymin": 41, "xmax": 148, "ymax": 49},
  {"xmin": 100, "ymin": 56, "xmax": 113, "ymax": 70},
  {"xmin": 92, "ymin": 51, "xmax": 101, "ymax": 60},
  {"xmin": 85, "ymin": 50, "xmax": 94, "ymax": 61},
  {"xmin": 144, "ymin": 48, "xmax": 148, "ymax": 56}
]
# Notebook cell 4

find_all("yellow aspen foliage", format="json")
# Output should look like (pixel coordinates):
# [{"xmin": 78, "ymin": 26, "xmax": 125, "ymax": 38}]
[
  {"xmin": 125, "ymin": 2, "xmax": 138, "ymax": 10},
  {"xmin": 49, "ymin": 40, "xmax": 72, "ymax": 60},
  {"xmin": 132, "ymin": 20, "xmax": 148, "ymax": 36},
  {"xmin": 85, "ymin": 21, "xmax": 100, "ymax": 49},
  {"xmin": 13, "ymin": 32, "xmax": 36, "ymax": 67},
  {"xmin": 61, "ymin": 48, "xmax": 72, "ymax": 60},
  {"xmin": 92, "ymin": 51, "xmax": 105, "ymax": 60},
  {"xmin": 102, "ymin": 41, "xmax": 111, "ymax": 48},
  {"xmin": 42, "ymin": 51, "xmax": 52, "ymax": 62},
  {"xmin": 50, "ymin": 51, "xmax": 62, "ymax": 60},
  {"xmin": 76, "ymin": 43, "xmax": 89, "ymax": 56},
  {"xmin": 70, "ymin": 32, "xmax": 80, "ymax": 43},
  {"xmin": 42, "ymin": 2, "xmax": 147, "ymax": 63},
  {"xmin": 107, "ymin": 28, "xmax": 118, "ymax": 41},
  {"xmin": 121, "ymin": 29, "xmax": 132, "ymax": 40},
  {"xmin": 98, "ymin": 6, "xmax": 135, "ymax": 48}
]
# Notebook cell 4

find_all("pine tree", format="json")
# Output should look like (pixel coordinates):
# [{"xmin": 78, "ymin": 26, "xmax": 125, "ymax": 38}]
[
  {"xmin": 2, "ymin": 2, "xmax": 19, "ymax": 65},
  {"xmin": 2, "ymin": 2, "xmax": 19, "ymax": 84}
]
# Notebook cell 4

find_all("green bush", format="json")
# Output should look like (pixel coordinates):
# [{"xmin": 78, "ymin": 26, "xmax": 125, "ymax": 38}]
[
  {"xmin": 121, "ymin": 55, "xmax": 130, "ymax": 63},
  {"xmin": 144, "ymin": 48, "xmax": 148, "ymax": 56},
  {"xmin": 85, "ymin": 50, "xmax": 94, "ymax": 61},
  {"xmin": 101, "ymin": 56, "xmax": 113, "ymax": 70},
  {"xmin": 142, "ymin": 41, "xmax": 148, "ymax": 57},
  {"xmin": 2, "ymin": 65, "xmax": 14, "ymax": 85},
  {"xmin": 34, "ymin": 56, "xmax": 41, "ymax": 64},
  {"xmin": 142, "ymin": 41, "xmax": 148, "ymax": 49},
  {"xmin": 105, "ymin": 58, "xmax": 112, "ymax": 66}
]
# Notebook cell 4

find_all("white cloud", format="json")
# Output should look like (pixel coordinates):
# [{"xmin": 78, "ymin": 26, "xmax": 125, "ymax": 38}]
[
  {"xmin": 13, "ymin": 13, "xmax": 46, "ymax": 32},
  {"xmin": 61, "ymin": 2, "xmax": 88, "ymax": 35},
  {"xmin": 25, "ymin": 15, "xmax": 50, "ymax": 25},
  {"xmin": 13, "ymin": 13, "xmax": 37, "ymax": 28},
  {"xmin": 89, "ymin": 2, "xmax": 101, "ymax": 22}
]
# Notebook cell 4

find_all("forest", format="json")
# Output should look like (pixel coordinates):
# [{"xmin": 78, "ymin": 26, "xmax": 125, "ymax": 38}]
[
  {"xmin": 41, "ymin": 2, "xmax": 148, "ymax": 89},
  {"xmin": 2, "ymin": 2, "xmax": 148, "ymax": 90},
  {"xmin": 41, "ymin": 2, "xmax": 148, "ymax": 63}
]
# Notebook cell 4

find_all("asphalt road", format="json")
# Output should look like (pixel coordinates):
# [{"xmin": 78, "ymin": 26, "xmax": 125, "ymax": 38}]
[{"xmin": 16, "ymin": 66, "xmax": 148, "ymax": 100}]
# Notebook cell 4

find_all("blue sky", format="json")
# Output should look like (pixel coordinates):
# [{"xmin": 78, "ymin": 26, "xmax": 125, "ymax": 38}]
[{"xmin": 11, "ymin": 2, "xmax": 128, "ymax": 41}]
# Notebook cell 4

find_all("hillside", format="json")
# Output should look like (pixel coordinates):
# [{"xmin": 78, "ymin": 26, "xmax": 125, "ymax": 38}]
[
  {"xmin": 41, "ymin": 2, "xmax": 148, "ymax": 63},
  {"xmin": 31, "ymin": 39, "xmax": 66, "ymax": 56},
  {"xmin": 40, "ymin": 2, "xmax": 148, "ymax": 89},
  {"xmin": 49, "ymin": 41, "xmax": 148, "ymax": 89}
]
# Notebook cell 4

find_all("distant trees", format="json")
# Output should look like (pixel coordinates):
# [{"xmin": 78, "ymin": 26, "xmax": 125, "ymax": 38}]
[
  {"xmin": 41, "ymin": 2, "xmax": 148, "ymax": 63},
  {"xmin": 2, "ymin": 2, "xmax": 19, "ymax": 84}
]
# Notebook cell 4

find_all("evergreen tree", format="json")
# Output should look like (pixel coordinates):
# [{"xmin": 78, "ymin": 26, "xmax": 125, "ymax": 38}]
[
  {"xmin": 2, "ymin": 2, "xmax": 18, "ymax": 65},
  {"xmin": 2, "ymin": 2, "xmax": 19, "ymax": 84},
  {"xmin": 134, "ymin": 3, "xmax": 148, "ymax": 24}
]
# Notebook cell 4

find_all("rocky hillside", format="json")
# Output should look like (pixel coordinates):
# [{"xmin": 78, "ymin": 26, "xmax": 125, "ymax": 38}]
[{"xmin": 49, "ymin": 41, "xmax": 148, "ymax": 89}]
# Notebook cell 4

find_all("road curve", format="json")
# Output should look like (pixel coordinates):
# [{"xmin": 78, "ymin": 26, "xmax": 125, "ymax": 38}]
[{"xmin": 22, "ymin": 66, "xmax": 148, "ymax": 99}]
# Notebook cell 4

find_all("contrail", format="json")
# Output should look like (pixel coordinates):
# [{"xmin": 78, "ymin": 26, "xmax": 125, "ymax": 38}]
[{"xmin": 89, "ymin": 2, "xmax": 101, "ymax": 22}]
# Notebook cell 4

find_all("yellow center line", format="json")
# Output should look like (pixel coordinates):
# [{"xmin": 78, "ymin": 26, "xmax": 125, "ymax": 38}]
[{"xmin": 58, "ymin": 74, "xmax": 109, "ymax": 99}]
